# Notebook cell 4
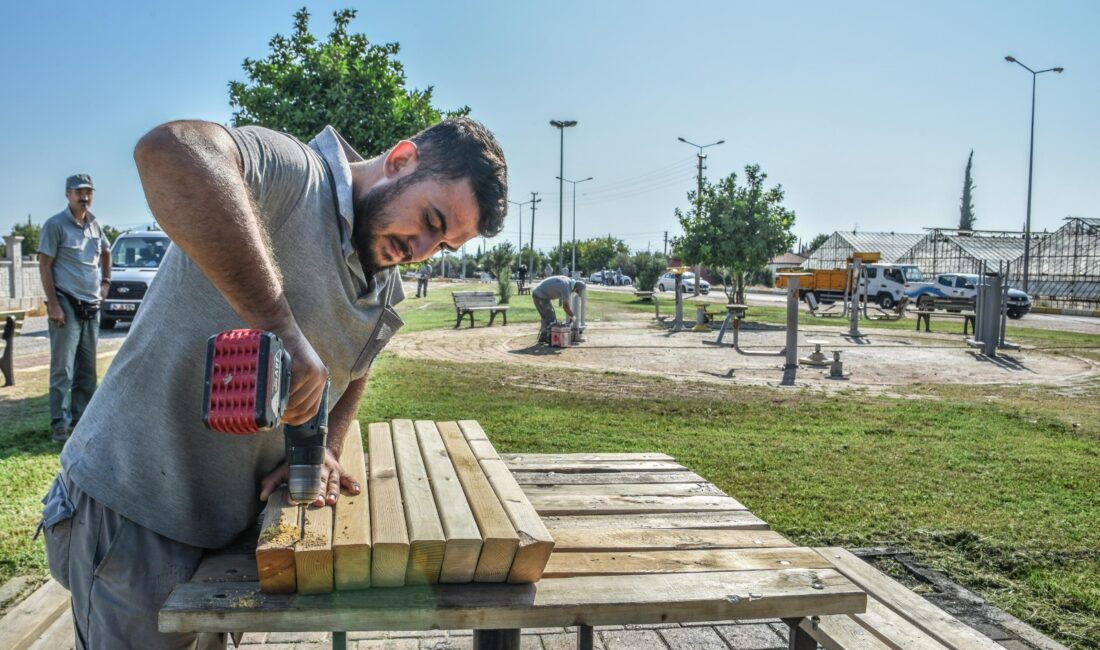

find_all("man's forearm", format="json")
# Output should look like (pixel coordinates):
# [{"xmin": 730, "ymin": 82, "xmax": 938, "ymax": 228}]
[
  {"xmin": 326, "ymin": 374, "xmax": 368, "ymax": 458},
  {"xmin": 38, "ymin": 257, "xmax": 57, "ymax": 301},
  {"xmin": 133, "ymin": 121, "xmax": 294, "ymax": 333}
]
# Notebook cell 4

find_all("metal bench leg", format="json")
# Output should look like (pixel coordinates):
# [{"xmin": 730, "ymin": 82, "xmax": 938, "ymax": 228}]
[
  {"xmin": 1, "ymin": 316, "xmax": 14, "ymax": 387},
  {"xmin": 473, "ymin": 628, "xmax": 520, "ymax": 649},
  {"xmin": 577, "ymin": 625, "xmax": 594, "ymax": 650},
  {"xmin": 468, "ymin": 312, "xmax": 476, "ymax": 328},
  {"xmin": 331, "ymin": 631, "xmax": 347, "ymax": 650},
  {"xmin": 502, "ymin": 310, "xmax": 508, "ymax": 326},
  {"xmin": 455, "ymin": 311, "xmax": 464, "ymax": 328},
  {"xmin": 783, "ymin": 618, "xmax": 815, "ymax": 650}
]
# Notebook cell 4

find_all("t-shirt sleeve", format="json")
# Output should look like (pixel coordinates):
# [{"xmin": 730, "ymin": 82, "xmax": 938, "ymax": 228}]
[
  {"xmin": 99, "ymin": 226, "xmax": 112, "ymax": 253},
  {"xmin": 223, "ymin": 125, "xmax": 316, "ymax": 233},
  {"xmin": 37, "ymin": 219, "xmax": 61, "ymax": 257}
]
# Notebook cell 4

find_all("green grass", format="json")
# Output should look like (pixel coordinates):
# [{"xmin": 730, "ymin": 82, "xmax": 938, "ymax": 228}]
[{"xmin": 1, "ymin": 285, "xmax": 1097, "ymax": 647}]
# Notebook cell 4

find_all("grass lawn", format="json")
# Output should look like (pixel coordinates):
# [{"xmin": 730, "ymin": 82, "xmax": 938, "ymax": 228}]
[{"xmin": 1, "ymin": 283, "xmax": 1097, "ymax": 647}]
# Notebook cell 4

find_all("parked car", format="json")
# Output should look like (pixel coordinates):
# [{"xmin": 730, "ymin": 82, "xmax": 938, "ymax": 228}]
[
  {"xmin": 655, "ymin": 271, "xmax": 710, "ymax": 295},
  {"xmin": 589, "ymin": 270, "xmax": 632, "ymax": 286},
  {"xmin": 907, "ymin": 273, "xmax": 1031, "ymax": 319},
  {"xmin": 102, "ymin": 228, "xmax": 172, "ymax": 329}
]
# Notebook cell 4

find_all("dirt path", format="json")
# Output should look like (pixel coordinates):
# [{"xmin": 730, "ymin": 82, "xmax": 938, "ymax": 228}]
[{"xmin": 387, "ymin": 315, "xmax": 1098, "ymax": 392}]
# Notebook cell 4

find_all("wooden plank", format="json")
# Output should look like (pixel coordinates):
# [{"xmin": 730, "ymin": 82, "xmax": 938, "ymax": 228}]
[
  {"xmin": 294, "ymin": 504, "xmax": 333, "ymax": 595},
  {"xmin": 458, "ymin": 421, "xmax": 554, "ymax": 584},
  {"xmin": 542, "ymin": 547, "xmax": 831, "ymax": 578},
  {"xmin": 852, "ymin": 598, "xmax": 951, "ymax": 649},
  {"xmin": 522, "ymin": 482, "xmax": 725, "ymax": 498},
  {"xmin": 414, "ymin": 421, "xmax": 483, "ymax": 583},
  {"xmin": 255, "ymin": 487, "xmax": 299, "ymax": 594},
  {"xmin": 818, "ymin": 548, "xmax": 1000, "ymax": 649},
  {"xmin": 368, "ymin": 422, "xmax": 410, "ymax": 587},
  {"xmin": 436, "ymin": 421, "xmax": 518, "ymax": 582},
  {"xmin": 160, "ymin": 568, "xmax": 866, "ymax": 633},
  {"xmin": 27, "ymin": 609, "xmax": 74, "ymax": 650},
  {"xmin": 503, "ymin": 458, "xmax": 685, "ymax": 473},
  {"xmin": 190, "ymin": 553, "xmax": 259, "ymax": 583},
  {"xmin": 529, "ymin": 494, "xmax": 745, "ymax": 516},
  {"xmin": 500, "ymin": 452, "xmax": 675, "ymax": 461},
  {"xmin": 542, "ymin": 511, "xmax": 769, "ymax": 530},
  {"xmin": 512, "ymin": 470, "xmax": 709, "ymax": 485},
  {"xmin": 550, "ymin": 528, "xmax": 794, "ymax": 552},
  {"xmin": 333, "ymin": 421, "xmax": 371, "ymax": 590},
  {"xmin": 391, "ymin": 419, "xmax": 446, "ymax": 584},
  {"xmin": 800, "ymin": 613, "xmax": 891, "ymax": 650},
  {"xmin": 0, "ymin": 579, "xmax": 69, "ymax": 650}
]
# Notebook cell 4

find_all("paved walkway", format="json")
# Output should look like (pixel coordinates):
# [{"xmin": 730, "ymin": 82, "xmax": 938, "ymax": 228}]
[{"xmin": 232, "ymin": 620, "xmax": 793, "ymax": 649}]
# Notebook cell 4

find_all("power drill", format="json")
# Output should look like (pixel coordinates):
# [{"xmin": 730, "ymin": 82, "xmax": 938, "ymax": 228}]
[{"xmin": 200, "ymin": 329, "xmax": 330, "ymax": 507}]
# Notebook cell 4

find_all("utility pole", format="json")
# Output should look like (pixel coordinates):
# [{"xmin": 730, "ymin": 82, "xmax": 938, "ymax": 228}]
[
  {"xmin": 678, "ymin": 137, "xmax": 725, "ymax": 296},
  {"xmin": 528, "ymin": 191, "xmax": 541, "ymax": 275},
  {"xmin": 663, "ymin": 231, "xmax": 668, "ymax": 258},
  {"xmin": 550, "ymin": 120, "xmax": 578, "ymax": 271}
]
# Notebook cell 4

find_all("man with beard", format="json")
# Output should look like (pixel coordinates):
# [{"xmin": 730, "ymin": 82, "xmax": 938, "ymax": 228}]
[
  {"xmin": 37, "ymin": 174, "xmax": 113, "ymax": 443},
  {"xmin": 38, "ymin": 118, "xmax": 507, "ymax": 649}
]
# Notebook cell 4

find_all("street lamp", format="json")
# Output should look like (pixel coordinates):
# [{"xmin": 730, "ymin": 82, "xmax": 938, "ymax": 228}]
[
  {"xmin": 556, "ymin": 175, "xmax": 593, "ymax": 274},
  {"xmin": 677, "ymin": 136, "xmax": 725, "ymax": 296},
  {"xmin": 1005, "ymin": 55, "xmax": 1064, "ymax": 293},
  {"xmin": 550, "ymin": 119, "xmax": 578, "ymax": 272}
]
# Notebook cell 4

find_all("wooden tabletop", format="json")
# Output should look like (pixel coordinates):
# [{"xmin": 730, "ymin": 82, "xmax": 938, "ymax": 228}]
[{"xmin": 160, "ymin": 452, "xmax": 865, "ymax": 634}]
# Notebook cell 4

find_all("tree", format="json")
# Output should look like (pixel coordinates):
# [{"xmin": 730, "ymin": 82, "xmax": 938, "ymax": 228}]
[
  {"xmin": 228, "ymin": 8, "xmax": 468, "ymax": 155},
  {"xmin": 674, "ymin": 165, "xmax": 796, "ymax": 304},
  {"xmin": 482, "ymin": 242, "xmax": 516, "ymax": 303},
  {"xmin": 958, "ymin": 150, "xmax": 976, "ymax": 231},
  {"xmin": 101, "ymin": 224, "xmax": 122, "ymax": 244},
  {"xmin": 631, "ymin": 251, "xmax": 666, "ymax": 292}
]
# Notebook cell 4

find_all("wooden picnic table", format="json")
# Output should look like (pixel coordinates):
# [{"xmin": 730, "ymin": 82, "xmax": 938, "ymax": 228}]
[{"xmin": 160, "ymin": 452, "xmax": 866, "ymax": 649}]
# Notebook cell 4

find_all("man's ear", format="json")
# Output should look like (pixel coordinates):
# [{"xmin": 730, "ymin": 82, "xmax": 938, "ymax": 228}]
[{"xmin": 383, "ymin": 140, "xmax": 420, "ymax": 179}]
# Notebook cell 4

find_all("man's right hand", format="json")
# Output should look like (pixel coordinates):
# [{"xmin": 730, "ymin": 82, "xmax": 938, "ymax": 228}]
[
  {"xmin": 278, "ymin": 326, "xmax": 329, "ymax": 425},
  {"xmin": 47, "ymin": 302, "xmax": 65, "ymax": 327}
]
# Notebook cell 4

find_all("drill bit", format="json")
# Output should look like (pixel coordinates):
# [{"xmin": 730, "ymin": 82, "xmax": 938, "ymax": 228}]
[{"xmin": 298, "ymin": 504, "xmax": 306, "ymax": 540}]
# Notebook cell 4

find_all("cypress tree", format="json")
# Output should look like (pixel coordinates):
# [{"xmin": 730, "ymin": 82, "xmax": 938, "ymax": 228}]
[{"xmin": 958, "ymin": 150, "xmax": 976, "ymax": 231}]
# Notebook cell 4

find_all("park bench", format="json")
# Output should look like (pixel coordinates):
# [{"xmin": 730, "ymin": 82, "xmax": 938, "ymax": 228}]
[
  {"xmin": 915, "ymin": 297, "xmax": 975, "ymax": 334},
  {"xmin": 516, "ymin": 280, "xmax": 531, "ymax": 295},
  {"xmin": 632, "ymin": 290, "xmax": 653, "ymax": 302},
  {"xmin": 453, "ymin": 291, "xmax": 510, "ymax": 328},
  {"xmin": 0, "ymin": 309, "xmax": 27, "ymax": 387},
  {"xmin": 799, "ymin": 547, "xmax": 1000, "ymax": 649}
]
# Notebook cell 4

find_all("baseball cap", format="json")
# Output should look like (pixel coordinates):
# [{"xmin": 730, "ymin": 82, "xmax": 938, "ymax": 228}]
[{"xmin": 66, "ymin": 174, "xmax": 95, "ymax": 190}]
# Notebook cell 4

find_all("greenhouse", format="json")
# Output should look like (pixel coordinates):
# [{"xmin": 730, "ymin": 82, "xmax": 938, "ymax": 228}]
[
  {"xmin": 801, "ymin": 231, "xmax": 924, "ymax": 269},
  {"xmin": 1023, "ymin": 217, "xmax": 1100, "ymax": 304}
]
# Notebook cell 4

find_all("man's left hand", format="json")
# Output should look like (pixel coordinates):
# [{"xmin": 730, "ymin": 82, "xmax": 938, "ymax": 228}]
[
  {"xmin": 258, "ymin": 447, "xmax": 362, "ymax": 507},
  {"xmin": 99, "ymin": 280, "xmax": 111, "ymax": 300}
]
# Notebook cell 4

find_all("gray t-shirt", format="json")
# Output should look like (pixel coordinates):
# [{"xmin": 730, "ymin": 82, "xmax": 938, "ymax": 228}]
[
  {"xmin": 533, "ymin": 275, "xmax": 575, "ymax": 302},
  {"xmin": 38, "ymin": 209, "xmax": 111, "ymax": 303},
  {"xmin": 62, "ymin": 125, "xmax": 405, "ymax": 549}
]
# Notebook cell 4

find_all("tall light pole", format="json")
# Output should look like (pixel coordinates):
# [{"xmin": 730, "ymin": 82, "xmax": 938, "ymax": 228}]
[
  {"xmin": 557, "ymin": 175, "xmax": 593, "ymax": 274},
  {"xmin": 677, "ymin": 136, "xmax": 724, "ymax": 296},
  {"xmin": 550, "ymin": 119, "xmax": 578, "ymax": 272},
  {"xmin": 528, "ymin": 192, "xmax": 541, "ymax": 275},
  {"xmin": 1005, "ymin": 55, "xmax": 1064, "ymax": 293}
]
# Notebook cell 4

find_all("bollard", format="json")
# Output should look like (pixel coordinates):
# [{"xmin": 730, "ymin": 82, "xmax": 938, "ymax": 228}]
[{"xmin": 830, "ymin": 350, "xmax": 844, "ymax": 378}]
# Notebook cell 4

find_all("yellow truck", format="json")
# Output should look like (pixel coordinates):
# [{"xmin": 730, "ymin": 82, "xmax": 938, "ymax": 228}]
[{"xmin": 776, "ymin": 252, "xmax": 925, "ymax": 310}]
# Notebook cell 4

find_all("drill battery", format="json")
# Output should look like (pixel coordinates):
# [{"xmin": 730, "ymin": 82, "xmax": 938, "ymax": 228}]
[{"xmin": 201, "ymin": 329, "xmax": 291, "ymax": 434}]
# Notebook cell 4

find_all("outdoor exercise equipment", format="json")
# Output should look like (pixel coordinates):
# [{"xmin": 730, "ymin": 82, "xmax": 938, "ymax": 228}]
[
  {"xmin": 730, "ymin": 272, "xmax": 810, "ymax": 369},
  {"xmin": 568, "ymin": 282, "xmax": 588, "ymax": 343},
  {"xmin": 966, "ymin": 262, "xmax": 1020, "ymax": 357}
]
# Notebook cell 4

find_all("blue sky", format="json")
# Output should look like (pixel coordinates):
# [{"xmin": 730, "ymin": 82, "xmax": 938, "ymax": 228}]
[{"xmin": 2, "ymin": 1, "xmax": 1096, "ymax": 256}]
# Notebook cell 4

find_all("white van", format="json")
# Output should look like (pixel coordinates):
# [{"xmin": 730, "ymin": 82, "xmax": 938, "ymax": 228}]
[
  {"xmin": 858, "ymin": 263, "xmax": 924, "ymax": 309},
  {"xmin": 102, "ymin": 229, "xmax": 171, "ymax": 329}
]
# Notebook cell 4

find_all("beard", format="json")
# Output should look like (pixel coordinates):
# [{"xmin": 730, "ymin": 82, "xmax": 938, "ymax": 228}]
[{"xmin": 351, "ymin": 179, "xmax": 409, "ymax": 282}]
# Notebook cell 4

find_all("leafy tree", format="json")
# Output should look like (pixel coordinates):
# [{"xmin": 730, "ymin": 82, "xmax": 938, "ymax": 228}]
[
  {"xmin": 101, "ymin": 224, "xmax": 122, "ymax": 244},
  {"xmin": 228, "ymin": 7, "xmax": 468, "ymax": 155},
  {"xmin": 674, "ymin": 165, "xmax": 796, "ymax": 303},
  {"xmin": 631, "ymin": 251, "xmax": 667, "ymax": 291},
  {"xmin": 482, "ymin": 242, "xmax": 516, "ymax": 303},
  {"xmin": 10, "ymin": 221, "xmax": 42, "ymax": 258},
  {"xmin": 958, "ymin": 149, "xmax": 976, "ymax": 231}
]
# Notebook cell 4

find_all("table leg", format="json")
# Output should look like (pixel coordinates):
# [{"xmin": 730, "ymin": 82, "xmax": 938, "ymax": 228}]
[
  {"xmin": 331, "ymin": 631, "xmax": 347, "ymax": 650},
  {"xmin": 473, "ymin": 628, "xmax": 520, "ymax": 649},
  {"xmin": 782, "ymin": 617, "xmax": 815, "ymax": 650},
  {"xmin": 577, "ymin": 625, "xmax": 594, "ymax": 650}
]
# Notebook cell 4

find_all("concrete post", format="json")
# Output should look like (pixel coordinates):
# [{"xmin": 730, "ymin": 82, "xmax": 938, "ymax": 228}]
[
  {"xmin": 785, "ymin": 274, "xmax": 801, "ymax": 368},
  {"xmin": 672, "ymin": 273, "xmax": 684, "ymax": 332},
  {"xmin": 848, "ymin": 258, "xmax": 862, "ymax": 338},
  {"xmin": 4, "ymin": 235, "xmax": 24, "ymax": 302}
]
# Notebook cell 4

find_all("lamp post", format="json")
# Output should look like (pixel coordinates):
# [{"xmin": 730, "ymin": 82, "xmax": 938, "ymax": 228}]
[
  {"xmin": 1005, "ymin": 55, "xmax": 1064, "ymax": 293},
  {"xmin": 677, "ymin": 136, "xmax": 725, "ymax": 296},
  {"xmin": 550, "ymin": 120, "xmax": 578, "ymax": 272},
  {"xmin": 557, "ymin": 175, "xmax": 593, "ymax": 275}
]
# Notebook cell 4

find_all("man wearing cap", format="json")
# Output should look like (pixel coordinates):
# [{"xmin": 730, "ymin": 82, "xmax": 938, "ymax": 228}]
[
  {"xmin": 532, "ymin": 275, "xmax": 585, "ymax": 344},
  {"xmin": 37, "ymin": 174, "xmax": 112, "ymax": 442}
]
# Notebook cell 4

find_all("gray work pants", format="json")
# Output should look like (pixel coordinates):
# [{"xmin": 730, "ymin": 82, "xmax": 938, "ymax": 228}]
[
  {"xmin": 533, "ymin": 296, "xmax": 557, "ymax": 339},
  {"xmin": 47, "ymin": 296, "xmax": 99, "ymax": 433},
  {"xmin": 416, "ymin": 277, "xmax": 429, "ymax": 297},
  {"xmin": 40, "ymin": 473, "xmax": 226, "ymax": 650}
]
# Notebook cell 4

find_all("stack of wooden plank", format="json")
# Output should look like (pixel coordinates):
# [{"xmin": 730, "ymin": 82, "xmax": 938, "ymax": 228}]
[{"xmin": 256, "ymin": 420, "xmax": 554, "ymax": 594}]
